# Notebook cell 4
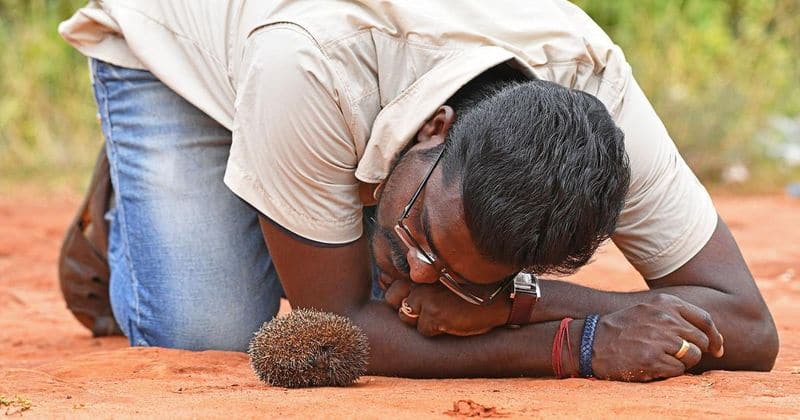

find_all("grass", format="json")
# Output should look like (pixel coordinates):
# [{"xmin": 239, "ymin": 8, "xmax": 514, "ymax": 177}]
[
  {"xmin": 0, "ymin": 395, "xmax": 32, "ymax": 415},
  {"xmin": 0, "ymin": 0, "xmax": 101, "ymax": 192}
]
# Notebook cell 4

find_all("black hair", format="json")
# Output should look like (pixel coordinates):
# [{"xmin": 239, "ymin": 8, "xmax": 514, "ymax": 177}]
[{"xmin": 438, "ymin": 68, "xmax": 630, "ymax": 275}]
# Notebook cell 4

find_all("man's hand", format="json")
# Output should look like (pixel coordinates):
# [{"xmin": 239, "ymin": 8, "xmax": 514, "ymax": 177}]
[
  {"xmin": 527, "ymin": 217, "xmax": 777, "ymax": 373},
  {"xmin": 592, "ymin": 294, "xmax": 725, "ymax": 382},
  {"xmin": 383, "ymin": 278, "xmax": 511, "ymax": 336}
]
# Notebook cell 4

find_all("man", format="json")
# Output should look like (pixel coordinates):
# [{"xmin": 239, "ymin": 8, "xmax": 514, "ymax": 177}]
[{"xmin": 59, "ymin": 0, "xmax": 778, "ymax": 381}]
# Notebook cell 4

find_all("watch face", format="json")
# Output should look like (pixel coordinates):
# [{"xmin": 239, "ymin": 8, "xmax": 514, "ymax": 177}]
[
  {"xmin": 513, "ymin": 273, "xmax": 540, "ymax": 297},
  {"xmin": 514, "ymin": 272, "xmax": 533, "ymax": 288}
]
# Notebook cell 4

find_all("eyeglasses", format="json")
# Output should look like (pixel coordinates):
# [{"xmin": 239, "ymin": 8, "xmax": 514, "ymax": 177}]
[{"xmin": 393, "ymin": 147, "xmax": 514, "ymax": 306}]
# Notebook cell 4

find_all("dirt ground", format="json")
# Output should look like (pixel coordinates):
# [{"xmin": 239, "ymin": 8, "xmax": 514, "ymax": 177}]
[{"xmin": 1, "ymin": 190, "xmax": 798, "ymax": 419}]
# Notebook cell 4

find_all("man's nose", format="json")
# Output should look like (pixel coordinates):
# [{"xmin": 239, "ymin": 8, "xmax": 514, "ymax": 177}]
[{"xmin": 406, "ymin": 249, "xmax": 439, "ymax": 284}]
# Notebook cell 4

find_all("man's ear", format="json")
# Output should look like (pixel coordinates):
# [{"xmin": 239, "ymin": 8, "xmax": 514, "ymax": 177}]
[{"xmin": 415, "ymin": 105, "xmax": 455, "ymax": 146}]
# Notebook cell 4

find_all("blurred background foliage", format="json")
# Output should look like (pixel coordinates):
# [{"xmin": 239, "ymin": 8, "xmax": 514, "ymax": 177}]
[
  {"xmin": 1, "ymin": 0, "xmax": 799, "ymax": 191},
  {"xmin": 1, "ymin": 0, "xmax": 101, "ymax": 188},
  {"xmin": 575, "ymin": 0, "xmax": 800, "ymax": 189}
]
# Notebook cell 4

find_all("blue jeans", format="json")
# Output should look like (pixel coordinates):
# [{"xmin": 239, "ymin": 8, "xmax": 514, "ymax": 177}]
[
  {"xmin": 91, "ymin": 59, "xmax": 284, "ymax": 351},
  {"xmin": 91, "ymin": 59, "xmax": 383, "ymax": 351}
]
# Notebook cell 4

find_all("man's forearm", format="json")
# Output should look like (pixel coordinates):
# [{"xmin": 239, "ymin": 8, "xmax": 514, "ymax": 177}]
[
  {"xmin": 260, "ymin": 218, "xmax": 583, "ymax": 379},
  {"xmin": 350, "ymin": 300, "xmax": 582, "ymax": 378},
  {"xmin": 532, "ymin": 280, "xmax": 722, "ymax": 321}
]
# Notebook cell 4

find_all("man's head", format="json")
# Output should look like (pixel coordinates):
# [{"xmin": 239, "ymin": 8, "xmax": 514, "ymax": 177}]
[{"xmin": 371, "ymin": 77, "xmax": 629, "ymax": 299}]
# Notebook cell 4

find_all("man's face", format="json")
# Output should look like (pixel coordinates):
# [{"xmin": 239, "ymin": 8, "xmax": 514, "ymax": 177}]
[{"xmin": 369, "ymin": 143, "xmax": 517, "ymax": 298}]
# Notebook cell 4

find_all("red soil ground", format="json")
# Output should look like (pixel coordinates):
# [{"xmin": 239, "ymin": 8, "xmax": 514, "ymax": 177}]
[{"xmin": 1, "ymin": 190, "xmax": 798, "ymax": 418}]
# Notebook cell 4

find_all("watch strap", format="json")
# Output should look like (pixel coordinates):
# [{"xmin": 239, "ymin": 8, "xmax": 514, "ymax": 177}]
[
  {"xmin": 506, "ymin": 273, "xmax": 540, "ymax": 326},
  {"xmin": 507, "ymin": 290, "xmax": 538, "ymax": 326}
]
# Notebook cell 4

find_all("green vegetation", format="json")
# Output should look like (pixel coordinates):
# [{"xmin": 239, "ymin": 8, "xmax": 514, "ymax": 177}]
[
  {"xmin": 0, "ymin": 0, "xmax": 100, "ymax": 189},
  {"xmin": 574, "ymin": 0, "xmax": 800, "ymax": 188},
  {"xmin": 1, "ymin": 0, "xmax": 798, "ymax": 191}
]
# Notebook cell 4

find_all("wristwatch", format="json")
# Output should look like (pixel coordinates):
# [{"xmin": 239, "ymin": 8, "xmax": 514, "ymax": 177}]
[{"xmin": 506, "ymin": 272, "xmax": 541, "ymax": 327}]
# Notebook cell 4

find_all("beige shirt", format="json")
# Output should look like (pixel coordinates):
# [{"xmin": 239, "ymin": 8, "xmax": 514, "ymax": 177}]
[{"xmin": 60, "ymin": 0, "xmax": 718, "ymax": 279}]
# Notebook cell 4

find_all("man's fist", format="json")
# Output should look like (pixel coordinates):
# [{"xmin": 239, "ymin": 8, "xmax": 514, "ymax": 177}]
[
  {"xmin": 592, "ymin": 294, "xmax": 724, "ymax": 382},
  {"xmin": 384, "ymin": 278, "xmax": 511, "ymax": 337}
]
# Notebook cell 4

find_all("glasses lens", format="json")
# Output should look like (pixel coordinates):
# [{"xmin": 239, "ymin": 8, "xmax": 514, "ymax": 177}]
[
  {"xmin": 394, "ymin": 221, "xmax": 509, "ymax": 306},
  {"xmin": 438, "ymin": 273, "xmax": 487, "ymax": 305},
  {"xmin": 439, "ymin": 273, "xmax": 513, "ymax": 306},
  {"xmin": 394, "ymin": 224, "xmax": 435, "ymax": 264}
]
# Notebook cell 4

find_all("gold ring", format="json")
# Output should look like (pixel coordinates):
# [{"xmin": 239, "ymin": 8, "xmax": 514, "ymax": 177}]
[
  {"xmin": 400, "ymin": 299, "xmax": 419, "ymax": 319},
  {"xmin": 674, "ymin": 339, "xmax": 691, "ymax": 359}
]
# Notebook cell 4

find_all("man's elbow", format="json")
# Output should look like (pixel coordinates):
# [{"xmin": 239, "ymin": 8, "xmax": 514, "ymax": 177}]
[
  {"xmin": 737, "ymin": 304, "xmax": 779, "ymax": 371},
  {"xmin": 749, "ymin": 314, "xmax": 779, "ymax": 371}
]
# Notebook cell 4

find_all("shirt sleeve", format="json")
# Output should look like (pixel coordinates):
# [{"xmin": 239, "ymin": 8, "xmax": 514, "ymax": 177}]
[
  {"xmin": 224, "ymin": 25, "xmax": 363, "ymax": 244},
  {"xmin": 611, "ymin": 76, "xmax": 719, "ymax": 280}
]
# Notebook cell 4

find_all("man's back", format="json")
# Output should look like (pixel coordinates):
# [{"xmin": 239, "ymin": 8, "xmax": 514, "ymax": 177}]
[
  {"xmin": 61, "ymin": 0, "xmax": 716, "ymax": 279},
  {"xmin": 61, "ymin": 0, "xmax": 275, "ymax": 128},
  {"xmin": 61, "ymin": 0, "xmax": 628, "ymax": 137}
]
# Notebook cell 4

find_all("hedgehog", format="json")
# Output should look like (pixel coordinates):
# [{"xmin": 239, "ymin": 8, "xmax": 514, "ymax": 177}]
[{"xmin": 248, "ymin": 309, "xmax": 370, "ymax": 388}]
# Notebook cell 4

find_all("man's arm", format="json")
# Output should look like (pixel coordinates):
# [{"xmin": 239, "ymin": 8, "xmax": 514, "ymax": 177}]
[
  {"xmin": 399, "ymin": 216, "xmax": 777, "ymax": 372},
  {"xmin": 259, "ymin": 216, "xmax": 560, "ymax": 377},
  {"xmin": 530, "ymin": 216, "xmax": 778, "ymax": 371},
  {"xmin": 260, "ymin": 216, "xmax": 719, "ymax": 381}
]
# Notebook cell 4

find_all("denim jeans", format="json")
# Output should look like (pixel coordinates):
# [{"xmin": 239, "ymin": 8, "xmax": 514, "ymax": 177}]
[
  {"xmin": 91, "ymin": 59, "xmax": 384, "ymax": 351},
  {"xmin": 91, "ymin": 59, "xmax": 285, "ymax": 351}
]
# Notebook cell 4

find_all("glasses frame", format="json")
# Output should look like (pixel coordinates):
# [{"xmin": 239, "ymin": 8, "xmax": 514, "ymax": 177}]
[{"xmin": 393, "ymin": 147, "xmax": 514, "ymax": 306}]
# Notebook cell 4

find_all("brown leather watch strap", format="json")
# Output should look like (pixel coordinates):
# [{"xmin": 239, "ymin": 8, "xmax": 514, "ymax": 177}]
[
  {"xmin": 506, "ymin": 273, "xmax": 541, "ymax": 326},
  {"xmin": 507, "ymin": 291, "xmax": 538, "ymax": 326}
]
